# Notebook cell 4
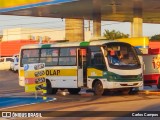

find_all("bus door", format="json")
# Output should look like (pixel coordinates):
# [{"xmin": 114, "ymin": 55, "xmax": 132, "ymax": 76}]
[{"xmin": 77, "ymin": 48, "xmax": 88, "ymax": 87}]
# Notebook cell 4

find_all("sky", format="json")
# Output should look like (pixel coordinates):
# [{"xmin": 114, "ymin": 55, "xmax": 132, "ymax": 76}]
[
  {"xmin": 0, "ymin": 15, "xmax": 65, "ymax": 33},
  {"xmin": 1, "ymin": 15, "xmax": 160, "ymax": 38}
]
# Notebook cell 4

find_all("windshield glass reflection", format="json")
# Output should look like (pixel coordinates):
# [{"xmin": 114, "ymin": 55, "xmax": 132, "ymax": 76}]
[{"xmin": 104, "ymin": 43, "xmax": 140, "ymax": 68}]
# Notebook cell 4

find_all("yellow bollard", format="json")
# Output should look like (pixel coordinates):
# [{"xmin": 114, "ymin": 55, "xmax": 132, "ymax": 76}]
[{"xmin": 42, "ymin": 83, "xmax": 47, "ymax": 100}]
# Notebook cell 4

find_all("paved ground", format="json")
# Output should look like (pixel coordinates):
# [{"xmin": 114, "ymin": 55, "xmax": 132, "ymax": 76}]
[
  {"xmin": 0, "ymin": 70, "xmax": 160, "ymax": 120},
  {"xmin": 0, "ymin": 70, "xmax": 23, "ymax": 94}
]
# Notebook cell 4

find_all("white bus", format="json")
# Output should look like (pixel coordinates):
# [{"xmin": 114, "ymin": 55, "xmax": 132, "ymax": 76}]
[{"xmin": 19, "ymin": 40, "xmax": 143, "ymax": 95}]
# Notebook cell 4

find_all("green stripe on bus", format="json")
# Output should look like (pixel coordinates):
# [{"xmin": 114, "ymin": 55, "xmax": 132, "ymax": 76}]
[
  {"xmin": 80, "ymin": 42, "xmax": 89, "ymax": 46},
  {"xmin": 41, "ymin": 44, "xmax": 51, "ymax": 48}
]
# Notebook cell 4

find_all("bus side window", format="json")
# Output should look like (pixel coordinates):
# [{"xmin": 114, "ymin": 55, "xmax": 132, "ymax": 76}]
[
  {"xmin": 46, "ymin": 57, "xmax": 52, "ymax": 63},
  {"xmin": 40, "ymin": 58, "xmax": 46, "ymax": 63},
  {"xmin": 59, "ymin": 57, "xmax": 66, "ymax": 65},
  {"xmin": 69, "ymin": 57, "xmax": 76, "ymax": 65},
  {"xmin": 52, "ymin": 58, "xmax": 58, "ymax": 65},
  {"xmin": 94, "ymin": 53, "xmax": 103, "ymax": 64},
  {"xmin": 92, "ymin": 53, "xmax": 105, "ymax": 69}
]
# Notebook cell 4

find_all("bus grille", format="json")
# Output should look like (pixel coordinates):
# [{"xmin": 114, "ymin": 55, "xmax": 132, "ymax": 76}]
[{"xmin": 120, "ymin": 75, "xmax": 138, "ymax": 79}]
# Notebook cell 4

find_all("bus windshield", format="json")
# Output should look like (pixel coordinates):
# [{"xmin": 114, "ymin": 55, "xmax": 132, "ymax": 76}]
[{"xmin": 104, "ymin": 42, "xmax": 140, "ymax": 69}]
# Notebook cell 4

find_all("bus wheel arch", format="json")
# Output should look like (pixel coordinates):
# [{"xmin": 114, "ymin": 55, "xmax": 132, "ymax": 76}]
[
  {"xmin": 46, "ymin": 79, "xmax": 57, "ymax": 94},
  {"xmin": 92, "ymin": 79, "xmax": 104, "ymax": 96}
]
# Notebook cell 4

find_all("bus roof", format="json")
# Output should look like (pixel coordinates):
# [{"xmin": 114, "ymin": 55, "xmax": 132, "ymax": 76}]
[
  {"xmin": 20, "ymin": 43, "xmax": 52, "ymax": 49},
  {"xmin": 89, "ymin": 40, "xmax": 118, "ymax": 45},
  {"xmin": 20, "ymin": 40, "xmax": 121, "ymax": 49}
]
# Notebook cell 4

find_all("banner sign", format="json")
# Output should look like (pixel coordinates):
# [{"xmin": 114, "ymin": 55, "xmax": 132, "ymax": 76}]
[{"xmin": 24, "ymin": 63, "xmax": 46, "ymax": 93}]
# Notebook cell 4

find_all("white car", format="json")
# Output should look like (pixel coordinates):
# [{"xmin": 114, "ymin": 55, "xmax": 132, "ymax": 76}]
[
  {"xmin": 0, "ymin": 57, "xmax": 13, "ymax": 70},
  {"xmin": 10, "ymin": 54, "xmax": 19, "ymax": 72}
]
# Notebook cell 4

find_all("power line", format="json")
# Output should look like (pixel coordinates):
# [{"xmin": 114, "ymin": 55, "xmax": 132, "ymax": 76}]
[
  {"xmin": 0, "ymin": 20, "xmax": 64, "ymax": 28},
  {"xmin": 0, "ymin": 15, "xmax": 62, "ymax": 22},
  {"xmin": 0, "ymin": 20, "xmax": 128, "ymax": 37},
  {"xmin": 0, "ymin": 17, "xmax": 126, "ymax": 28}
]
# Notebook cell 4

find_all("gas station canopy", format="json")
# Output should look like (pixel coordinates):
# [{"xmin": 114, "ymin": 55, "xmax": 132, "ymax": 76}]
[{"xmin": 1, "ymin": 0, "xmax": 160, "ymax": 23}]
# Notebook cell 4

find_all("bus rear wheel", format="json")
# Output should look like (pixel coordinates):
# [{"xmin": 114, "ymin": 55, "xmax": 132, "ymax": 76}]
[
  {"xmin": 157, "ymin": 78, "xmax": 160, "ymax": 89},
  {"xmin": 68, "ymin": 88, "xmax": 81, "ymax": 95},
  {"xmin": 46, "ymin": 80, "xmax": 57, "ymax": 94},
  {"xmin": 93, "ymin": 80, "xmax": 104, "ymax": 96}
]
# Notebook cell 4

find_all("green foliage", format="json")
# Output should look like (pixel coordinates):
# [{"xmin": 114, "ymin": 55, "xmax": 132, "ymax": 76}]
[
  {"xmin": 150, "ymin": 34, "xmax": 160, "ymax": 41},
  {"xmin": 103, "ymin": 30, "xmax": 129, "ymax": 40}
]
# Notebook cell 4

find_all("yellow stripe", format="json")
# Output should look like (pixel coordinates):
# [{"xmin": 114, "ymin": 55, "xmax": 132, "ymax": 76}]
[
  {"xmin": 46, "ymin": 69, "xmax": 77, "ymax": 76},
  {"xmin": 59, "ymin": 69, "xmax": 77, "ymax": 76},
  {"xmin": 20, "ymin": 69, "xmax": 77, "ymax": 77},
  {"xmin": 87, "ymin": 68, "xmax": 103, "ymax": 77}
]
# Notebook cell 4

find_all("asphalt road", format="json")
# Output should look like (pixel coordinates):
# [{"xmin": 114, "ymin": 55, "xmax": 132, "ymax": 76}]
[
  {"xmin": 0, "ymin": 70, "xmax": 160, "ymax": 120},
  {"xmin": 0, "ymin": 70, "xmax": 24, "ymax": 96}
]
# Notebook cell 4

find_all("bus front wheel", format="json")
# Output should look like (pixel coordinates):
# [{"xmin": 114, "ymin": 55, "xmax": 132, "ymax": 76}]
[
  {"xmin": 68, "ymin": 88, "xmax": 81, "ymax": 95},
  {"xmin": 46, "ymin": 80, "xmax": 57, "ymax": 94},
  {"xmin": 93, "ymin": 80, "xmax": 104, "ymax": 96},
  {"xmin": 157, "ymin": 78, "xmax": 160, "ymax": 89}
]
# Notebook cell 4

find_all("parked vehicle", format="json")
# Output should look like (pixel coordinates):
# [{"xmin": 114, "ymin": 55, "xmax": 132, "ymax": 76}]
[
  {"xmin": 10, "ymin": 54, "xmax": 19, "ymax": 72},
  {"xmin": 142, "ymin": 48, "xmax": 160, "ymax": 88},
  {"xmin": 19, "ymin": 40, "xmax": 143, "ymax": 95},
  {"xmin": 0, "ymin": 57, "xmax": 13, "ymax": 70}
]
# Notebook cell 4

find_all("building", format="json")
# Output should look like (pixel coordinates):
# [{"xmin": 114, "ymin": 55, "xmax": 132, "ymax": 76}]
[
  {"xmin": 0, "ymin": 27, "xmax": 92, "ymax": 57},
  {"xmin": 2, "ymin": 28, "xmax": 65, "ymax": 42}
]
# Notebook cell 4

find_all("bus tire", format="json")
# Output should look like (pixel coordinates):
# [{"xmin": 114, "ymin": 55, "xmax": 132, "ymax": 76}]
[
  {"xmin": 46, "ymin": 80, "xmax": 57, "ymax": 94},
  {"xmin": 157, "ymin": 78, "xmax": 160, "ymax": 89},
  {"xmin": 93, "ymin": 80, "xmax": 104, "ymax": 96},
  {"xmin": 52, "ymin": 88, "xmax": 58, "ymax": 94},
  {"xmin": 68, "ymin": 88, "xmax": 81, "ymax": 95}
]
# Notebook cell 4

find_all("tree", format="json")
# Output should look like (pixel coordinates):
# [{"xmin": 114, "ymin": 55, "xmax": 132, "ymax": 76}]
[
  {"xmin": 103, "ymin": 30, "xmax": 129, "ymax": 40},
  {"xmin": 150, "ymin": 34, "xmax": 160, "ymax": 41}
]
